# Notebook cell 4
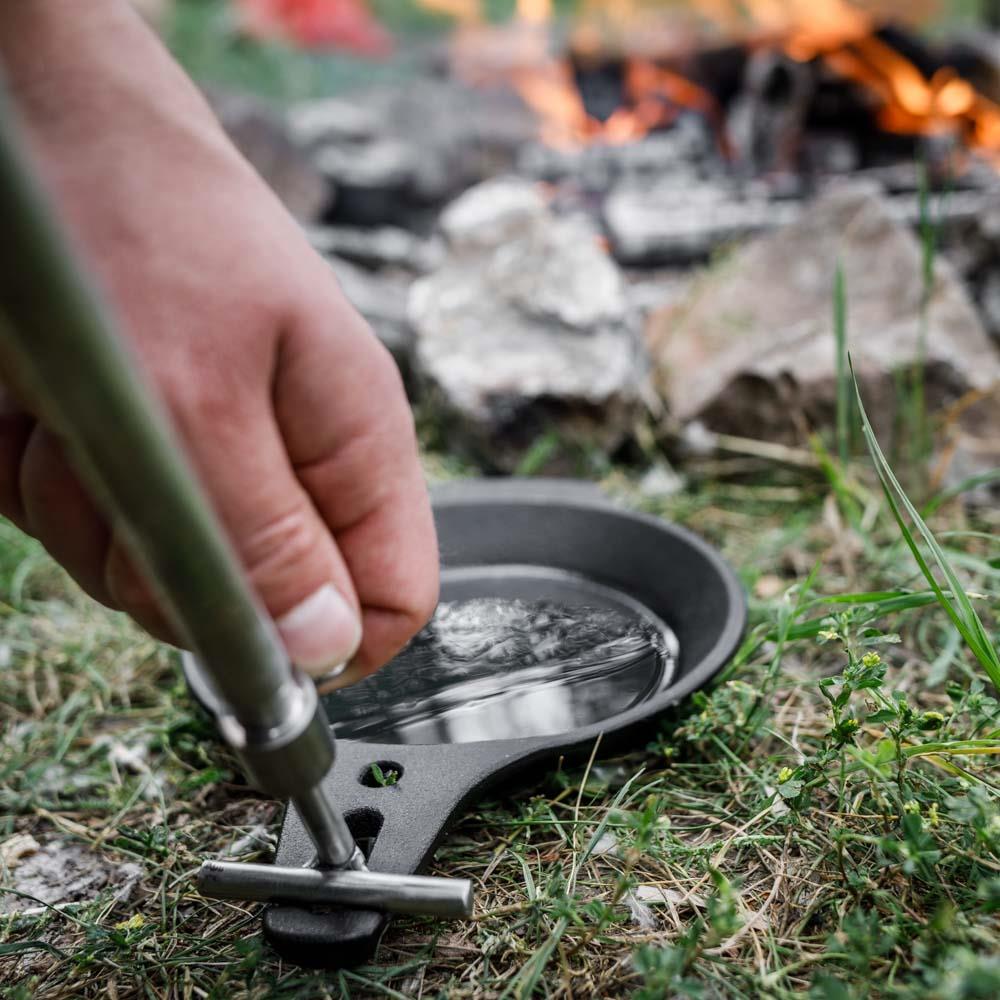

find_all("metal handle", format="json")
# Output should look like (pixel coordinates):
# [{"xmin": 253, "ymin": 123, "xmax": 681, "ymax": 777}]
[
  {"xmin": 0, "ymin": 87, "xmax": 291, "ymax": 732},
  {"xmin": 0, "ymin": 85, "xmax": 472, "ymax": 920},
  {"xmin": 0, "ymin": 77, "xmax": 346, "ymax": 854},
  {"xmin": 199, "ymin": 860, "xmax": 474, "ymax": 918}
]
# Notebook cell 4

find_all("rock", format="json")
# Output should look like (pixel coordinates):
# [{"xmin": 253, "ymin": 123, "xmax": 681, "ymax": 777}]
[
  {"xmin": 314, "ymin": 139, "xmax": 416, "ymax": 191},
  {"xmin": 978, "ymin": 269, "xmax": 1000, "ymax": 344},
  {"xmin": 937, "ymin": 385, "xmax": 1000, "ymax": 504},
  {"xmin": 307, "ymin": 224, "xmax": 444, "ymax": 272},
  {"xmin": 0, "ymin": 840, "xmax": 143, "ymax": 915},
  {"xmin": 608, "ymin": 170, "xmax": 1000, "ymax": 267},
  {"xmin": 207, "ymin": 90, "xmax": 332, "ymax": 223},
  {"xmin": 287, "ymin": 97, "xmax": 382, "ymax": 147},
  {"xmin": 409, "ymin": 181, "xmax": 647, "ymax": 471},
  {"xmin": 439, "ymin": 176, "xmax": 548, "ymax": 252},
  {"xmin": 646, "ymin": 187, "xmax": 1000, "ymax": 447},
  {"xmin": 359, "ymin": 79, "xmax": 536, "ymax": 202},
  {"xmin": 519, "ymin": 120, "xmax": 713, "ymax": 190},
  {"xmin": 606, "ymin": 178, "xmax": 802, "ymax": 264},
  {"xmin": 313, "ymin": 139, "xmax": 417, "ymax": 227},
  {"xmin": 294, "ymin": 79, "xmax": 537, "ymax": 227}
]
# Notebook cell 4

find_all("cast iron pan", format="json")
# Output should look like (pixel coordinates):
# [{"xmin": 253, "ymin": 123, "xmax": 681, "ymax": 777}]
[{"xmin": 185, "ymin": 478, "xmax": 745, "ymax": 967}]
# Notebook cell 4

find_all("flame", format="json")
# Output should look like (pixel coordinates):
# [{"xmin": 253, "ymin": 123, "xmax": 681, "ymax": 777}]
[
  {"xmin": 420, "ymin": 0, "xmax": 1000, "ymax": 162},
  {"xmin": 706, "ymin": 0, "xmax": 1000, "ymax": 154}
]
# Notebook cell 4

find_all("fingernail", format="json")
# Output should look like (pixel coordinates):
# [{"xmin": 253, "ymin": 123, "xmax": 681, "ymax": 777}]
[{"xmin": 276, "ymin": 584, "xmax": 361, "ymax": 677}]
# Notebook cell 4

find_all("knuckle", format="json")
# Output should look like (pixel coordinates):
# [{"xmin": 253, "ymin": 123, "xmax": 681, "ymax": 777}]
[{"xmin": 239, "ymin": 504, "xmax": 320, "ymax": 588}]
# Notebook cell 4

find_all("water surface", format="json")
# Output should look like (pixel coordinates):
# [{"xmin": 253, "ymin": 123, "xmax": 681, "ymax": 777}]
[{"xmin": 323, "ymin": 597, "xmax": 677, "ymax": 744}]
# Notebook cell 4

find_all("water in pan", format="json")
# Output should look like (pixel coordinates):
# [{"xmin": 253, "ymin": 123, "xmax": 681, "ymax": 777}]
[{"xmin": 323, "ymin": 598, "xmax": 678, "ymax": 744}]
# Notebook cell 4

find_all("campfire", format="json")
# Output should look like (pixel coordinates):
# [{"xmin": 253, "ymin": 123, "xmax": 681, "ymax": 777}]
[
  {"xmin": 231, "ymin": 0, "xmax": 1000, "ymax": 481},
  {"xmin": 421, "ymin": 0, "xmax": 1000, "ymax": 170}
]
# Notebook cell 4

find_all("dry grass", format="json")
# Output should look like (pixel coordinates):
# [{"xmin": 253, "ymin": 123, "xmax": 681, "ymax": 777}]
[{"xmin": 1, "ymin": 451, "xmax": 998, "ymax": 998}]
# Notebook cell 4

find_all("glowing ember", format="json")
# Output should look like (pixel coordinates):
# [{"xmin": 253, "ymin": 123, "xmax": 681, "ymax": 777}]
[{"xmin": 419, "ymin": 0, "xmax": 1000, "ymax": 163}]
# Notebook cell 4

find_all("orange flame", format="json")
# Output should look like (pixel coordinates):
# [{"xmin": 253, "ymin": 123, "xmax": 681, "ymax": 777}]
[{"xmin": 420, "ymin": 0, "xmax": 1000, "ymax": 162}]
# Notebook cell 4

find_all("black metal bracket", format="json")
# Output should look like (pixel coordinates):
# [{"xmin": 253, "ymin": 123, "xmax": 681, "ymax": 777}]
[{"xmin": 263, "ymin": 736, "xmax": 550, "ymax": 967}]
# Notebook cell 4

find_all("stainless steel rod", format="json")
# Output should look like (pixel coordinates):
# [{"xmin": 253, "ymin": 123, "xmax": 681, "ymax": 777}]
[
  {"xmin": 0, "ymin": 88, "xmax": 290, "ymax": 731},
  {"xmin": 292, "ymin": 785, "xmax": 366, "ymax": 871},
  {"xmin": 0, "ymin": 82, "xmax": 475, "ymax": 919},
  {"xmin": 198, "ymin": 860, "xmax": 475, "ymax": 918},
  {"xmin": 0, "ymin": 85, "xmax": 354, "ymax": 872}
]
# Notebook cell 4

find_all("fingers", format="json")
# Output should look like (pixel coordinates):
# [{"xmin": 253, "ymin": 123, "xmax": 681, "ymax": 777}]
[
  {"xmin": 159, "ymin": 338, "xmax": 364, "ymax": 677},
  {"xmin": 0, "ymin": 413, "xmax": 33, "ymax": 531},
  {"xmin": 0, "ymin": 380, "xmax": 37, "ymax": 530},
  {"xmin": 274, "ymin": 278, "xmax": 439, "ymax": 679},
  {"xmin": 19, "ymin": 425, "xmax": 116, "ymax": 608},
  {"xmin": 103, "ymin": 537, "xmax": 177, "ymax": 642}
]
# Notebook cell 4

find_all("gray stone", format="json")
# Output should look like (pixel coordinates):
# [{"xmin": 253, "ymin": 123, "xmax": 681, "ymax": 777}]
[
  {"xmin": 360, "ymin": 79, "xmax": 536, "ymax": 202},
  {"xmin": 207, "ymin": 90, "xmax": 331, "ymax": 223},
  {"xmin": 307, "ymin": 224, "xmax": 444, "ymax": 273},
  {"xmin": 295, "ymin": 79, "xmax": 537, "ymax": 227},
  {"xmin": 287, "ymin": 97, "xmax": 382, "ymax": 147},
  {"xmin": 314, "ymin": 139, "xmax": 417, "ymax": 191},
  {"xmin": 934, "ymin": 385, "xmax": 1000, "ymax": 503},
  {"xmin": 0, "ymin": 840, "xmax": 143, "ymax": 915},
  {"xmin": 646, "ymin": 186, "xmax": 1000, "ymax": 446},
  {"xmin": 519, "ymin": 122, "xmax": 712, "ymax": 191},
  {"xmin": 607, "ymin": 174, "xmax": 1000, "ymax": 266},
  {"xmin": 439, "ymin": 176, "xmax": 547, "ymax": 252},
  {"xmin": 409, "ymin": 184, "xmax": 646, "ymax": 471},
  {"xmin": 606, "ymin": 179, "xmax": 802, "ymax": 264}
]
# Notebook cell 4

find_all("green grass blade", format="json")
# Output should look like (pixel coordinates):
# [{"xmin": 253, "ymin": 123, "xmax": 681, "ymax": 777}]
[
  {"xmin": 833, "ymin": 260, "xmax": 850, "ymax": 469},
  {"xmin": 852, "ymin": 361, "xmax": 1000, "ymax": 691}
]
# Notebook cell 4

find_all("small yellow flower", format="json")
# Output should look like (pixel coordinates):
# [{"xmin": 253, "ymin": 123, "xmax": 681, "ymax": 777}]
[
  {"xmin": 777, "ymin": 767, "xmax": 794, "ymax": 783},
  {"xmin": 818, "ymin": 629, "xmax": 839, "ymax": 642},
  {"xmin": 928, "ymin": 803, "xmax": 940, "ymax": 828},
  {"xmin": 861, "ymin": 652, "xmax": 881, "ymax": 668},
  {"xmin": 903, "ymin": 800, "xmax": 920, "ymax": 815},
  {"xmin": 114, "ymin": 914, "xmax": 145, "ymax": 931}
]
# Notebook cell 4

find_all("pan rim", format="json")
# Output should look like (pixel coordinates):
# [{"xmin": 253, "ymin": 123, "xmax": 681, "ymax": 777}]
[{"xmin": 419, "ymin": 481, "xmax": 747, "ymax": 748}]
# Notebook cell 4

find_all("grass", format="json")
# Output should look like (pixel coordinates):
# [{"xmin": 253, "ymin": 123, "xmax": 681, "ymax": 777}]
[
  {"xmin": 2, "ymin": 15, "xmax": 999, "ymax": 987},
  {"xmin": 0, "ymin": 422, "xmax": 998, "ymax": 997}
]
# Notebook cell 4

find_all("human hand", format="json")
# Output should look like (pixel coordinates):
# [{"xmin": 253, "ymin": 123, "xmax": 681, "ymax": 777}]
[{"xmin": 0, "ymin": 0, "xmax": 438, "ymax": 687}]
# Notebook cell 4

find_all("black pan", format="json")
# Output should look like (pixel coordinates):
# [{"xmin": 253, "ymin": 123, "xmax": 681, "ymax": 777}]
[{"xmin": 186, "ymin": 479, "xmax": 745, "ymax": 967}]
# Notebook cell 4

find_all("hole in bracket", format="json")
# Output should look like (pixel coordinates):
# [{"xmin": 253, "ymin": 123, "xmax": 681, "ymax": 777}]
[
  {"xmin": 344, "ymin": 807, "xmax": 384, "ymax": 862},
  {"xmin": 360, "ymin": 760, "xmax": 404, "ymax": 788}
]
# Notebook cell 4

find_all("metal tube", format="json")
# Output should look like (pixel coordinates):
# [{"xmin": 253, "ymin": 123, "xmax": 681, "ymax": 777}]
[
  {"xmin": 293, "ymin": 785, "xmax": 366, "ymax": 871},
  {"xmin": 0, "ymin": 85, "xmax": 353, "ymax": 874},
  {"xmin": 198, "ymin": 860, "xmax": 475, "ymax": 919},
  {"xmin": 0, "ymin": 88, "xmax": 289, "ymax": 731}
]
